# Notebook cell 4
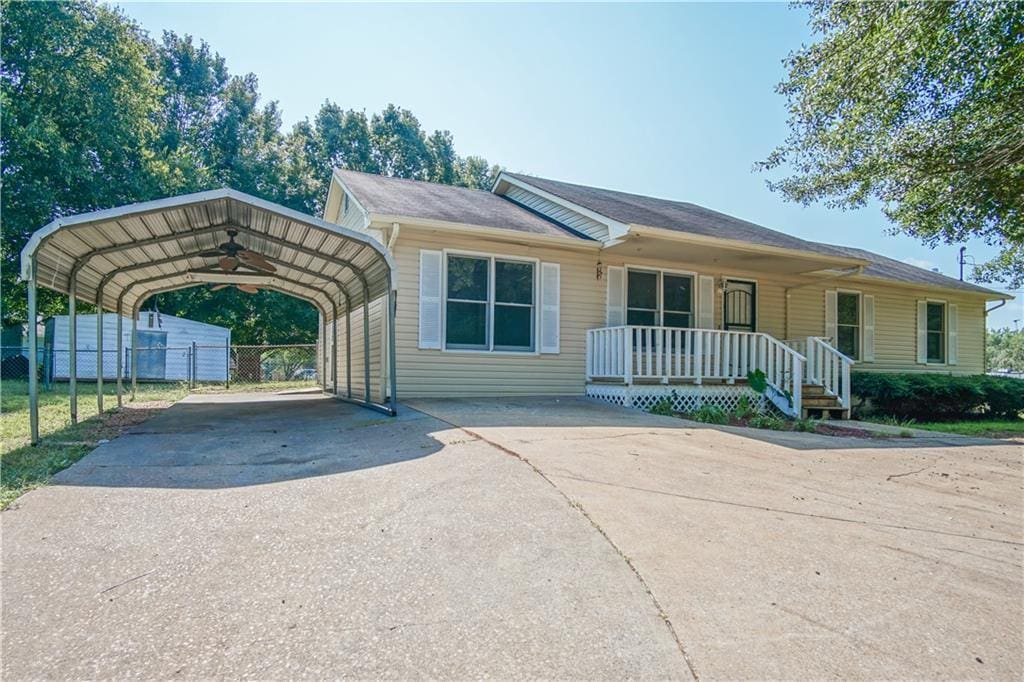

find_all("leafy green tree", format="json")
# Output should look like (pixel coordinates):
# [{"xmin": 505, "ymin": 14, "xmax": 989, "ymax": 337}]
[
  {"xmin": 370, "ymin": 104, "xmax": 432, "ymax": 179},
  {"xmin": 458, "ymin": 155, "xmax": 502, "ymax": 190},
  {"xmin": 427, "ymin": 130, "xmax": 459, "ymax": 185},
  {"xmin": 1, "ymin": 0, "xmax": 166, "ymax": 324},
  {"xmin": 760, "ymin": 1, "xmax": 1024, "ymax": 287},
  {"xmin": 987, "ymin": 328, "xmax": 1024, "ymax": 372}
]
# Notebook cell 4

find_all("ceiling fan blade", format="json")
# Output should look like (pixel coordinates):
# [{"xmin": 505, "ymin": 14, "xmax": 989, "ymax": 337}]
[
  {"xmin": 236, "ymin": 284, "xmax": 260, "ymax": 294},
  {"xmin": 210, "ymin": 284, "xmax": 230, "ymax": 291},
  {"xmin": 219, "ymin": 256, "xmax": 239, "ymax": 272},
  {"xmin": 197, "ymin": 249, "xmax": 224, "ymax": 258},
  {"xmin": 238, "ymin": 251, "xmax": 277, "ymax": 273}
]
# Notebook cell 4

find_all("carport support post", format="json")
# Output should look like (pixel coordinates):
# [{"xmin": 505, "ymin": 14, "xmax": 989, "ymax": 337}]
[
  {"xmin": 388, "ymin": 287, "xmax": 397, "ymax": 414},
  {"xmin": 115, "ymin": 302, "xmax": 124, "ymax": 408},
  {"xmin": 331, "ymin": 303, "xmax": 339, "ymax": 394},
  {"xmin": 345, "ymin": 306, "xmax": 352, "ymax": 399},
  {"xmin": 27, "ymin": 260, "xmax": 39, "ymax": 445},
  {"xmin": 362, "ymin": 297, "xmax": 371, "ymax": 406},
  {"xmin": 130, "ymin": 307, "xmax": 138, "ymax": 400},
  {"xmin": 96, "ymin": 290, "xmax": 104, "ymax": 413},
  {"xmin": 68, "ymin": 277, "xmax": 78, "ymax": 423}
]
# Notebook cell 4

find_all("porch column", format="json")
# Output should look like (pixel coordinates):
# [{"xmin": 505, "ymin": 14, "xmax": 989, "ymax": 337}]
[
  {"xmin": 68, "ymin": 277, "xmax": 78, "ymax": 423},
  {"xmin": 115, "ymin": 301, "xmax": 124, "ymax": 407},
  {"xmin": 96, "ymin": 291, "xmax": 104, "ymax": 413},
  {"xmin": 27, "ymin": 260, "xmax": 39, "ymax": 445}
]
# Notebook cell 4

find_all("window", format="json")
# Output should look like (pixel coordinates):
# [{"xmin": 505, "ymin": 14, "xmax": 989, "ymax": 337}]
[
  {"xmin": 927, "ymin": 301, "xmax": 945, "ymax": 363},
  {"xmin": 836, "ymin": 292, "xmax": 860, "ymax": 359},
  {"xmin": 626, "ymin": 269, "xmax": 693, "ymax": 327},
  {"xmin": 445, "ymin": 254, "xmax": 535, "ymax": 352}
]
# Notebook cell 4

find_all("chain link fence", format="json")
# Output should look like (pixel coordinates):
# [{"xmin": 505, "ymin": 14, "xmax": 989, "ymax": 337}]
[{"xmin": 1, "ymin": 344, "xmax": 319, "ymax": 389}]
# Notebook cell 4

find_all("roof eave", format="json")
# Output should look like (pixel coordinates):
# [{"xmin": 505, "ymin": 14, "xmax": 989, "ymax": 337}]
[
  {"xmin": 368, "ymin": 213, "xmax": 602, "ymax": 249},
  {"xmin": 626, "ymin": 224, "xmax": 870, "ymax": 269}
]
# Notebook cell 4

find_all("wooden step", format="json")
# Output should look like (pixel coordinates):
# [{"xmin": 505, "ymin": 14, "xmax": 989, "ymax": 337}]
[
  {"xmin": 801, "ymin": 383, "xmax": 827, "ymax": 396},
  {"xmin": 801, "ymin": 395, "xmax": 841, "ymax": 408},
  {"xmin": 802, "ymin": 405, "xmax": 851, "ymax": 420}
]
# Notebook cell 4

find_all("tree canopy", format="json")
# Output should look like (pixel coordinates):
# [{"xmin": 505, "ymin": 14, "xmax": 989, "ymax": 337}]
[
  {"xmin": 1, "ymin": 0, "xmax": 500, "ymax": 343},
  {"xmin": 760, "ymin": 1, "xmax": 1024, "ymax": 287},
  {"xmin": 987, "ymin": 328, "xmax": 1024, "ymax": 372}
]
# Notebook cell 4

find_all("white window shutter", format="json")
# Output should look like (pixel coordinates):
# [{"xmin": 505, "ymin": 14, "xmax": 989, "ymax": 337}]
[
  {"xmin": 540, "ymin": 262, "xmax": 560, "ymax": 353},
  {"xmin": 698, "ymin": 275, "xmax": 715, "ymax": 328},
  {"xmin": 862, "ymin": 294, "xmax": 875, "ymax": 361},
  {"xmin": 824, "ymin": 290, "xmax": 837, "ymax": 343},
  {"xmin": 418, "ymin": 250, "xmax": 443, "ymax": 349},
  {"xmin": 916, "ymin": 300, "xmax": 928, "ymax": 364},
  {"xmin": 947, "ymin": 303, "xmax": 958, "ymax": 365},
  {"xmin": 606, "ymin": 266, "xmax": 625, "ymax": 326}
]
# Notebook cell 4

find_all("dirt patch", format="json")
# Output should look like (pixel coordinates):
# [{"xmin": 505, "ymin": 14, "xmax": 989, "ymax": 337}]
[{"xmin": 814, "ymin": 423, "xmax": 890, "ymax": 439}]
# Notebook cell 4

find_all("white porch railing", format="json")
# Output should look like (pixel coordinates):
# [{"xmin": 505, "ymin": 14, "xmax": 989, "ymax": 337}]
[
  {"xmin": 586, "ymin": 326, "xmax": 804, "ymax": 417},
  {"xmin": 784, "ymin": 336, "xmax": 853, "ymax": 409}
]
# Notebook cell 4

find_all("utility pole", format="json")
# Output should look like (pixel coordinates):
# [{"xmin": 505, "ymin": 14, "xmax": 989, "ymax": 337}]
[{"xmin": 959, "ymin": 246, "xmax": 966, "ymax": 281}]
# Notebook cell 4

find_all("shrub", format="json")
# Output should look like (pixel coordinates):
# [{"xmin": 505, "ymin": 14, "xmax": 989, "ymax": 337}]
[
  {"xmin": 748, "ymin": 411, "xmax": 786, "ymax": 430},
  {"xmin": 734, "ymin": 394, "xmax": 754, "ymax": 420},
  {"xmin": 648, "ymin": 397, "xmax": 675, "ymax": 417},
  {"xmin": 691, "ymin": 404, "xmax": 729, "ymax": 424},
  {"xmin": 851, "ymin": 372, "xmax": 1024, "ymax": 421}
]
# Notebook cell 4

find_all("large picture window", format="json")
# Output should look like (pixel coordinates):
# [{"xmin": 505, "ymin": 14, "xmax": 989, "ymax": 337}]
[
  {"xmin": 836, "ymin": 291, "xmax": 860, "ymax": 359},
  {"xmin": 926, "ymin": 301, "xmax": 945, "ymax": 363},
  {"xmin": 445, "ymin": 254, "xmax": 535, "ymax": 352},
  {"xmin": 626, "ymin": 269, "xmax": 693, "ymax": 327}
]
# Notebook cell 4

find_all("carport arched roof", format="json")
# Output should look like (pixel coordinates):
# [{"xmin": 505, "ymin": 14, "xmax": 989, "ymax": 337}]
[{"xmin": 20, "ymin": 188, "xmax": 395, "ymax": 315}]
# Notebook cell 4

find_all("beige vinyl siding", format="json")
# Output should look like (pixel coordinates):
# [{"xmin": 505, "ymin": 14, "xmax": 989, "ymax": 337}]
[
  {"xmin": 392, "ymin": 227, "xmax": 603, "ymax": 397},
  {"xmin": 503, "ymin": 185, "xmax": 610, "ymax": 241},
  {"xmin": 373, "ymin": 229, "xmax": 989, "ymax": 400},
  {"xmin": 599, "ymin": 254, "xmax": 988, "ymax": 376}
]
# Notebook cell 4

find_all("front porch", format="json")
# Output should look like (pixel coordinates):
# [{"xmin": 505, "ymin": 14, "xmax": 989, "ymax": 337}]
[{"xmin": 585, "ymin": 326, "xmax": 853, "ymax": 419}]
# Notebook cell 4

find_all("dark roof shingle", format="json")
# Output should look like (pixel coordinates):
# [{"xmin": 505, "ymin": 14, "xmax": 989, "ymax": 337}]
[{"xmin": 335, "ymin": 169, "xmax": 588, "ymax": 240}]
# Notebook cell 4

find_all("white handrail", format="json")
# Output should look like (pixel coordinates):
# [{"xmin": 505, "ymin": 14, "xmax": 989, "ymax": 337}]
[
  {"xmin": 793, "ymin": 336, "xmax": 854, "ymax": 408},
  {"xmin": 587, "ymin": 326, "xmax": 806, "ymax": 417}
]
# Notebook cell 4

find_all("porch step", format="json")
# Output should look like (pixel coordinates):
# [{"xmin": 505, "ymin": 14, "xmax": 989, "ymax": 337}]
[{"xmin": 800, "ymin": 384, "xmax": 849, "ymax": 420}]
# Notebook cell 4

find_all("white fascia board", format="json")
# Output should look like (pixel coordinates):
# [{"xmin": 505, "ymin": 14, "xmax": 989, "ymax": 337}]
[
  {"xmin": 492, "ymin": 172, "xmax": 630, "ymax": 241},
  {"xmin": 329, "ymin": 170, "xmax": 371, "ymax": 228},
  {"xmin": 369, "ymin": 214, "xmax": 602, "ymax": 250}
]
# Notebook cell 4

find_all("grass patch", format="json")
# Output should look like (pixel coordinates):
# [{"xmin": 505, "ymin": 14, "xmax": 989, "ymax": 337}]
[
  {"xmin": 1, "ymin": 380, "xmax": 188, "ymax": 509},
  {"xmin": 906, "ymin": 419, "xmax": 1024, "ymax": 439}
]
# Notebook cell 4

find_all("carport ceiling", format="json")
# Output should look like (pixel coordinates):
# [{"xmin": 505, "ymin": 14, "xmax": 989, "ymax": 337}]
[{"xmin": 20, "ymin": 189, "xmax": 395, "ymax": 315}]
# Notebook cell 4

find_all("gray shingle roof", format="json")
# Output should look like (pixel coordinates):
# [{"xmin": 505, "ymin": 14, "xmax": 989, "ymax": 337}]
[
  {"xmin": 814, "ymin": 244, "xmax": 1002, "ymax": 296},
  {"xmin": 505, "ymin": 172, "xmax": 829, "ymax": 253},
  {"xmin": 506, "ymin": 173, "xmax": 1007, "ymax": 298},
  {"xmin": 335, "ymin": 169, "xmax": 589, "ymax": 240}
]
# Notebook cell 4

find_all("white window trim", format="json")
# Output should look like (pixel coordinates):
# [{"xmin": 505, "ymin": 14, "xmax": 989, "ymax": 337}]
[
  {"xmin": 924, "ymin": 298, "xmax": 948, "ymax": 365},
  {"xmin": 624, "ymin": 264, "xmax": 698, "ymax": 327},
  {"xmin": 441, "ymin": 248, "xmax": 541, "ymax": 355},
  {"xmin": 835, "ymin": 288, "xmax": 862, "ymax": 361}
]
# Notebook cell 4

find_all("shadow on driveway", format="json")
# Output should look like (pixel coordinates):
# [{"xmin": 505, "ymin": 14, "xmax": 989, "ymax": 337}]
[{"xmin": 52, "ymin": 393, "xmax": 444, "ymax": 489}]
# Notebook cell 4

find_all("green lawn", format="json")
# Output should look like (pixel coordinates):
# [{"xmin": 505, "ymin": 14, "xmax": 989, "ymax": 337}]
[
  {"xmin": 908, "ymin": 419, "xmax": 1024, "ymax": 439},
  {"xmin": 0, "ymin": 380, "xmax": 189, "ymax": 509}
]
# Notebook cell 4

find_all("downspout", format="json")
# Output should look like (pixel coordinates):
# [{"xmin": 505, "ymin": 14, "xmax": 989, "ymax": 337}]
[
  {"xmin": 381, "ymin": 223, "xmax": 400, "ymax": 403},
  {"xmin": 783, "ymin": 266, "xmax": 864, "ymax": 339}
]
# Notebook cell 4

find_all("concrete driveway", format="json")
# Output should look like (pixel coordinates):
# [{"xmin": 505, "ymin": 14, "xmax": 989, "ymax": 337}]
[
  {"xmin": 410, "ymin": 397, "xmax": 1023, "ymax": 681},
  {"xmin": 3, "ymin": 394, "xmax": 1021, "ymax": 680},
  {"xmin": 1, "ymin": 393, "xmax": 684, "ymax": 679}
]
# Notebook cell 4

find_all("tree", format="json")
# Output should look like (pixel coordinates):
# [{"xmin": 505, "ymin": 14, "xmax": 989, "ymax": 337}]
[
  {"xmin": 987, "ymin": 328, "xmax": 1024, "ymax": 372},
  {"xmin": 760, "ymin": 1, "xmax": 1024, "ymax": 287},
  {"xmin": 1, "ymin": 0, "xmax": 166, "ymax": 324},
  {"xmin": 370, "ymin": 104, "xmax": 432, "ymax": 179}
]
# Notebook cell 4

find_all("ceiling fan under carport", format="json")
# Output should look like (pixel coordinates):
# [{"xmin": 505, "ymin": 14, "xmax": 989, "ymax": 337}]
[{"xmin": 197, "ymin": 229, "xmax": 278, "ymax": 274}]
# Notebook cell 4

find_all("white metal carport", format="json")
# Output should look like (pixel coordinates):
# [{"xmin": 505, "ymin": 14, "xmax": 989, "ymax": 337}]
[{"xmin": 20, "ymin": 189, "xmax": 398, "ymax": 444}]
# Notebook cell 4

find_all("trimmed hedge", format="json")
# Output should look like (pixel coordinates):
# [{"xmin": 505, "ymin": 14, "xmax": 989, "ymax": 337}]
[{"xmin": 850, "ymin": 372, "xmax": 1024, "ymax": 421}]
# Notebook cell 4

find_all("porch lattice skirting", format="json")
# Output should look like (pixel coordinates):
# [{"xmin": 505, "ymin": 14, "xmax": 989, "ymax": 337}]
[{"xmin": 585, "ymin": 382, "xmax": 766, "ymax": 414}]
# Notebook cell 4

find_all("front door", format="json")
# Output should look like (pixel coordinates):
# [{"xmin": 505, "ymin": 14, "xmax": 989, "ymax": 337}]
[{"xmin": 723, "ymin": 280, "xmax": 756, "ymax": 332}]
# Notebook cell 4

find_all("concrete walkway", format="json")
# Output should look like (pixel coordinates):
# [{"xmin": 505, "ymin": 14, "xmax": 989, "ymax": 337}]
[
  {"xmin": 1, "ymin": 393, "xmax": 686, "ymax": 679},
  {"xmin": 411, "ymin": 397, "xmax": 1024, "ymax": 680}
]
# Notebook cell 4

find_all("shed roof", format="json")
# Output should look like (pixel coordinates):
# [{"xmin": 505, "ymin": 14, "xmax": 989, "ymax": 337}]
[{"xmin": 20, "ymin": 189, "xmax": 395, "ymax": 316}]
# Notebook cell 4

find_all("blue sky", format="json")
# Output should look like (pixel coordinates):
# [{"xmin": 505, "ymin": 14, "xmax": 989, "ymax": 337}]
[{"xmin": 119, "ymin": 1, "xmax": 1020, "ymax": 329}]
